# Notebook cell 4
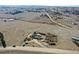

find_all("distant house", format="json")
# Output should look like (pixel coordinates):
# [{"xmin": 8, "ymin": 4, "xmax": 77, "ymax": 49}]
[{"xmin": 0, "ymin": 17, "xmax": 15, "ymax": 22}]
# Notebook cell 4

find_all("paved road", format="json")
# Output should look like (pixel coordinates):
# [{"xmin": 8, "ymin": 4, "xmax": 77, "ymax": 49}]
[{"xmin": 0, "ymin": 47, "xmax": 79, "ymax": 54}]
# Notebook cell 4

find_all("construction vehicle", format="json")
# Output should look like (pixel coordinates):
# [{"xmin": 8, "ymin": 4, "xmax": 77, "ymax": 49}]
[{"xmin": 72, "ymin": 37, "xmax": 79, "ymax": 47}]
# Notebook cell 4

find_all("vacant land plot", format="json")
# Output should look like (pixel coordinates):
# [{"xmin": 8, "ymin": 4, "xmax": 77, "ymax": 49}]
[{"xmin": 0, "ymin": 20, "xmax": 79, "ymax": 51}]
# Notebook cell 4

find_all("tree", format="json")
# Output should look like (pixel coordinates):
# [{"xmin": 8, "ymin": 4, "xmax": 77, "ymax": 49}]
[{"xmin": 0, "ymin": 32, "xmax": 6, "ymax": 48}]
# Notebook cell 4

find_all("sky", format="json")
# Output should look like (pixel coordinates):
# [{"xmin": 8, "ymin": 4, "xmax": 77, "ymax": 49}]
[{"xmin": 0, "ymin": 0, "xmax": 79, "ymax": 6}]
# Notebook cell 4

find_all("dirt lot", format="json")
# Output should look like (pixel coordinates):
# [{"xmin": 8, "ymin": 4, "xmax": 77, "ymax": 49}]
[{"xmin": 0, "ymin": 19, "xmax": 79, "ymax": 51}]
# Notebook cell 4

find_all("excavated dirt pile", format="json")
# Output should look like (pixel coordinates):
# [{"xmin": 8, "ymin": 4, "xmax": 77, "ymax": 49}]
[{"xmin": 21, "ymin": 32, "xmax": 58, "ymax": 48}]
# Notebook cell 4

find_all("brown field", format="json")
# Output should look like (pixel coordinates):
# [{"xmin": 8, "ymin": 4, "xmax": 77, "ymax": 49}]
[{"xmin": 0, "ymin": 12, "xmax": 79, "ymax": 53}]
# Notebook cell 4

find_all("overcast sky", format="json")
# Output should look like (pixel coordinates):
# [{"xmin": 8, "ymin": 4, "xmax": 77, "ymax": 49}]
[{"xmin": 0, "ymin": 0, "xmax": 79, "ymax": 6}]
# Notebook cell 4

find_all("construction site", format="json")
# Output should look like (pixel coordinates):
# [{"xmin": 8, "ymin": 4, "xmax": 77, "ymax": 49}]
[{"xmin": 0, "ymin": 6, "xmax": 79, "ymax": 53}]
